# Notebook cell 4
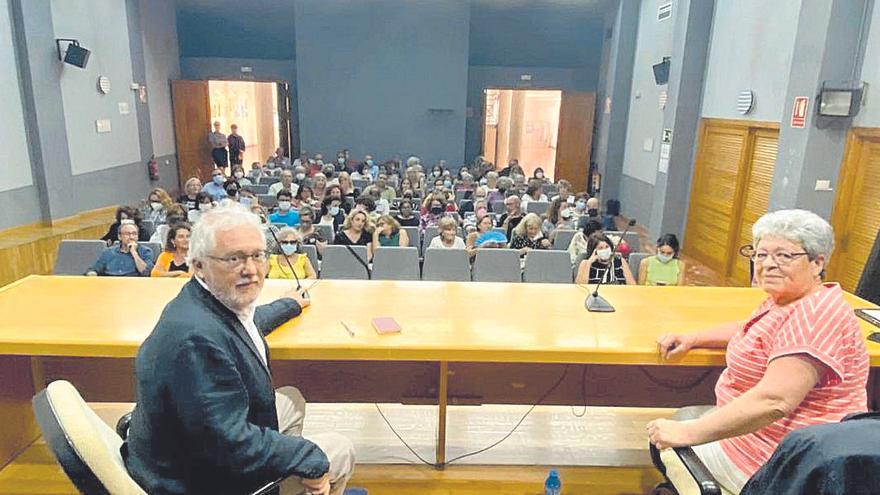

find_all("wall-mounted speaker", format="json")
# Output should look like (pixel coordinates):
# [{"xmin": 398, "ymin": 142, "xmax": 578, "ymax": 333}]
[{"xmin": 55, "ymin": 39, "xmax": 90, "ymax": 69}]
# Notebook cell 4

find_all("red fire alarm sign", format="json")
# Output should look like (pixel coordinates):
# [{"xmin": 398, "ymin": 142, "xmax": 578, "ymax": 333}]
[{"xmin": 791, "ymin": 96, "xmax": 809, "ymax": 128}]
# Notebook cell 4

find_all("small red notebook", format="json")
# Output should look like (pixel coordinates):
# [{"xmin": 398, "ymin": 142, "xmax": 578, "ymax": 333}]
[{"xmin": 372, "ymin": 317, "xmax": 402, "ymax": 334}]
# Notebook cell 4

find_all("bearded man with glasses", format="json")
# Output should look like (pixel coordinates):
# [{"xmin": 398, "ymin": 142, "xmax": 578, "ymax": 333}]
[{"xmin": 122, "ymin": 202, "xmax": 354, "ymax": 495}]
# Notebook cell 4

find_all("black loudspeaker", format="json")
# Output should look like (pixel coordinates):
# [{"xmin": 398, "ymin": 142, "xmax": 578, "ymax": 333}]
[
  {"xmin": 856, "ymin": 227, "xmax": 880, "ymax": 305},
  {"xmin": 64, "ymin": 44, "xmax": 90, "ymax": 69}
]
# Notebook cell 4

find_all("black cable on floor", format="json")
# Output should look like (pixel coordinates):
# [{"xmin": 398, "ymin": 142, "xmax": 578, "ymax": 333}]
[
  {"xmin": 570, "ymin": 364, "xmax": 588, "ymax": 418},
  {"xmin": 374, "ymin": 365, "xmax": 572, "ymax": 468},
  {"xmin": 638, "ymin": 366, "xmax": 716, "ymax": 390}
]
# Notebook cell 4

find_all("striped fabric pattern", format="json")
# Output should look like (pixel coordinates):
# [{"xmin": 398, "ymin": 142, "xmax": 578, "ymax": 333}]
[{"xmin": 715, "ymin": 283, "xmax": 870, "ymax": 477}]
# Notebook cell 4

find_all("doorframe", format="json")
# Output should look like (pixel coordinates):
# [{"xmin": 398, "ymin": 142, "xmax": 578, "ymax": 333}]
[
  {"xmin": 200, "ymin": 77, "xmax": 297, "ymax": 159},
  {"xmin": 479, "ymin": 86, "xmax": 565, "ymax": 165}
]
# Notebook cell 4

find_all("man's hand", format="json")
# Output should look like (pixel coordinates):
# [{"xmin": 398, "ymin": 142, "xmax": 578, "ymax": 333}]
[
  {"xmin": 282, "ymin": 287, "xmax": 311, "ymax": 309},
  {"xmin": 127, "ymin": 241, "xmax": 139, "ymax": 254},
  {"xmin": 301, "ymin": 474, "xmax": 330, "ymax": 495}
]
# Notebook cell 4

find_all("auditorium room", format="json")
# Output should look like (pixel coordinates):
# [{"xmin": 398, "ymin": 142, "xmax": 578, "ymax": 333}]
[{"xmin": 3, "ymin": 0, "xmax": 880, "ymax": 494}]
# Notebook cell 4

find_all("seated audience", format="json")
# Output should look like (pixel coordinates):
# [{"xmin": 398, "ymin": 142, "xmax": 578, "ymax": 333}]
[
  {"xmin": 394, "ymin": 199, "xmax": 420, "ymax": 227},
  {"xmin": 574, "ymin": 232, "xmax": 635, "ymax": 285},
  {"xmin": 532, "ymin": 167, "xmax": 548, "ymax": 182},
  {"xmin": 203, "ymin": 169, "xmax": 228, "ymax": 201},
  {"xmin": 187, "ymin": 192, "xmax": 214, "ymax": 223},
  {"xmin": 465, "ymin": 214, "xmax": 501, "ymax": 259},
  {"xmin": 334, "ymin": 210, "xmax": 374, "ymax": 261},
  {"xmin": 149, "ymin": 205, "xmax": 187, "ymax": 244},
  {"xmin": 224, "ymin": 179, "xmax": 241, "ymax": 202},
  {"xmin": 567, "ymin": 218, "xmax": 604, "ymax": 264},
  {"xmin": 239, "ymin": 188, "xmax": 256, "ymax": 208},
  {"xmin": 102, "ymin": 206, "xmax": 149, "ymax": 244},
  {"xmin": 498, "ymin": 195, "xmax": 524, "ymax": 240},
  {"xmin": 483, "ymin": 171, "xmax": 499, "ymax": 190},
  {"xmin": 151, "ymin": 223, "xmax": 192, "ymax": 278},
  {"xmin": 487, "ymin": 176, "xmax": 512, "ymax": 204},
  {"xmin": 509, "ymin": 213, "xmax": 551, "ymax": 254},
  {"xmin": 319, "ymin": 197, "xmax": 345, "ymax": 232},
  {"xmin": 231, "ymin": 165, "xmax": 252, "ymax": 186},
  {"xmin": 576, "ymin": 196, "xmax": 603, "ymax": 230},
  {"xmin": 398, "ymin": 177, "xmax": 416, "ymax": 198},
  {"xmin": 639, "ymin": 234, "xmax": 686, "ymax": 286},
  {"xmin": 269, "ymin": 190, "xmax": 301, "ymax": 227},
  {"xmin": 350, "ymin": 163, "xmax": 369, "ymax": 182},
  {"xmin": 268, "ymin": 227, "xmax": 317, "ymax": 280},
  {"xmin": 269, "ymin": 170, "xmax": 298, "ymax": 197},
  {"xmin": 405, "ymin": 166, "xmax": 425, "ymax": 193},
  {"xmin": 296, "ymin": 185, "xmax": 317, "ymax": 210},
  {"xmin": 512, "ymin": 173, "xmax": 527, "ymax": 192},
  {"xmin": 542, "ymin": 197, "xmax": 576, "ymax": 238},
  {"xmin": 87, "ymin": 223, "xmax": 154, "ymax": 277},
  {"xmin": 649, "ymin": 209, "xmax": 869, "ymax": 494},
  {"xmin": 177, "ymin": 177, "xmax": 202, "ymax": 210},
  {"xmin": 311, "ymin": 173, "xmax": 328, "ymax": 202},
  {"xmin": 248, "ymin": 161, "xmax": 264, "ymax": 181},
  {"xmin": 551, "ymin": 180, "xmax": 572, "ymax": 202},
  {"xmin": 337, "ymin": 172, "xmax": 360, "ymax": 200},
  {"xmin": 520, "ymin": 181, "xmax": 548, "ymax": 210},
  {"xmin": 428, "ymin": 217, "xmax": 465, "ymax": 249},
  {"xmin": 142, "ymin": 188, "xmax": 173, "ymax": 224},
  {"xmin": 363, "ymin": 174, "xmax": 397, "ymax": 202},
  {"xmin": 420, "ymin": 194, "xmax": 451, "ymax": 232},
  {"xmin": 455, "ymin": 173, "xmax": 475, "ymax": 193},
  {"xmin": 373, "ymin": 215, "xmax": 410, "ymax": 248},
  {"xmin": 295, "ymin": 206, "xmax": 327, "ymax": 253}
]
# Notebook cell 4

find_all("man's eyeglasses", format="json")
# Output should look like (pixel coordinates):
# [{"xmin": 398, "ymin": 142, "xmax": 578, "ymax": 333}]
[
  {"xmin": 207, "ymin": 251, "xmax": 269, "ymax": 268},
  {"xmin": 750, "ymin": 251, "xmax": 809, "ymax": 266}
]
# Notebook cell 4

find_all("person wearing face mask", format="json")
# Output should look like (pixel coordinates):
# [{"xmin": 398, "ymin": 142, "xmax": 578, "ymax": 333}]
[
  {"xmin": 142, "ymin": 188, "xmax": 173, "ymax": 225},
  {"xmin": 576, "ymin": 196, "xmax": 601, "ymax": 230},
  {"xmin": 319, "ymin": 197, "xmax": 346, "ymax": 232},
  {"xmin": 294, "ymin": 206, "xmax": 328, "ymax": 254},
  {"xmin": 238, "ymin": 188, "xmax": 257, "ymax": 209},
  {"xmin": 203, "ymin": 170, "xmax": 229, "ymax": 201},
  {"xmin": 394, "ymin": 199, "xmax": 420, "ymax": 227},
  {"xmin": 509, "ymin": 213, "xmax": 551, "ymax": 255},
  {"xmin": 575, "ymin": 232, "xmax": 635, "ymax": 285},
  {"xmin": 248, "ymin": 162, "xmax": 264, "ymax": 181},
  {"xmin": 420, "ymin": 194, "xmax": 450, "ymax": 233},
  {"xmin": 269, "ymin": 191, "xmax": 301, "ymax": 227},
  {"xmin": 231, "ymin": 165, "xmax": 252, "ymax": 186},
  {"xmin": 541, "ymin": 197, "xmax": 576, "ymax": 239},
  {"xmin": 187, "ymin": 192, "xmax": 214, "ymax": 224},
  {"xmin": 177, "ymin": 178, "xmax": 203, "ymax": 211},
  {"xmin": 268, "ymin": 228, "xmax": 317, "ymax": 280},
  {"xmin": 334, "ymin": 151, "xmax": 347, "ymax": 172},
  {"xmin": 428, "ymin": 217, "xmax": 465, "ymax": 249},
  {"xmin": 532, "ymin": 167, "xmax": 549, "ymax": 183},
  {"xmin": 639, "ymin": 234, "xmax": 686, "ymax": 286}
]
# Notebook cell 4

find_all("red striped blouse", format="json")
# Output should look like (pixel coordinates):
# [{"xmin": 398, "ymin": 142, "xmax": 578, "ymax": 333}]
[{"xmin": 715, "ymin": 283, "xmax": 869, "ymax": 477}]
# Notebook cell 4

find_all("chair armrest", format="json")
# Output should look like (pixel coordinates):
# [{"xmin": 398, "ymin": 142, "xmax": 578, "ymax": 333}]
[
  {"xmin": 650, "ymin": 443, "xmax": 723, "ymax": 495},
  {"xmin": 116, "ymin": 412, "xmax": 132, "ymax": 440}
]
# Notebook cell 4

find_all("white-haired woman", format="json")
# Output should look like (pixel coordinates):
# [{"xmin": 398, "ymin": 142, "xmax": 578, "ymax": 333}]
[
  {"xmin": 268, "ymin": 227, "xmax": 317, "ymax": 280},
  {"xmin": 649, "ymin": 209, "xmax": 869, "ymax": 493},
  {"xmin": 509, "ymin": 213, "xmax": 551, "ymax": 255}
]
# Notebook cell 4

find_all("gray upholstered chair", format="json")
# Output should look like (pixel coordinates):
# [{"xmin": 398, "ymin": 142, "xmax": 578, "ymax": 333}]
[
  {"xmin": 372, "ymin": 247, "xmax": 420, "ymax": 280},
  {"xmin": 422, "ymin": 248, "xmax": 471, "ymax": 281},
  {"xmin": 523, "ymin": 250, "xmax": 572, "ymax": 283},
  {"xmin": 53, "ymin": 240, "xmax": 107, "ymax": 275},
  {"xmin": 319, "ymin": 245, "xmax": 369, "ymax": 279},
  {"xmin": 472, "ymin": 249, "xmax": 521, "ymax": 283}
]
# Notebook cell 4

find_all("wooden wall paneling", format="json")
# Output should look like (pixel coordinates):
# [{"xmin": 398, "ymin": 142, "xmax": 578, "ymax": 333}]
[{"xmin": 829, "ymin": 128, "xmax": 880, "ymax": 291}]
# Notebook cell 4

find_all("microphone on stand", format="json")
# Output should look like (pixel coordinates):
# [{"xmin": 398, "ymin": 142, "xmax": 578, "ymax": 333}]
[
  {"xmin": 262, "ymin": 214, "xmax": 307, "ymax": 297},
  {"xmin": 585, "ymin": 218, "xmax": 637, "ymax": 313}
]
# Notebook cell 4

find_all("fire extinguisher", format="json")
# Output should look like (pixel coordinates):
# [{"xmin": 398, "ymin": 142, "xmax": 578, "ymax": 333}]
[
  {"xmin": 147, "ymin": 155, "xmax": 159, "ymax": 181},
  {"xmin": 589, "ymin": 162, "xmax": 601, "ymax": 196}
]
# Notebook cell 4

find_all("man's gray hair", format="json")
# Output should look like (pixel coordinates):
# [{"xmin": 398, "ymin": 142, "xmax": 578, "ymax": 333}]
[
  {"xmin": 187, "ymin": 201, "xmax": 266, "ymax": 265},
  {"xmin": 406, "ymin": 155, "xmax": 421, "ymax": 167},
  {"xmin": 486, "ymin": 171, "xmax": 499, "ymax": 180},
  {"xmin": 496, "ymin": 176, "xmax": 513, "ymax": 189},
  {"xmin": 752, "ymin": 209, "xmax": 834, "ymax": 259}
]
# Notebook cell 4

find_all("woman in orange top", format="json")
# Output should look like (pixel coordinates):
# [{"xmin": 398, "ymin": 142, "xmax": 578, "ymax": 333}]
[{"xmin": 150, "ymin": 223, "xmax": 192, "ymax": 277}]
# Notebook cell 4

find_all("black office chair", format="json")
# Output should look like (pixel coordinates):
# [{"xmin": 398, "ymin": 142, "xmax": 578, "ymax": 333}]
[{"xmin": 650, "ymin": 443, "xmax": 724, "ymax": 495}]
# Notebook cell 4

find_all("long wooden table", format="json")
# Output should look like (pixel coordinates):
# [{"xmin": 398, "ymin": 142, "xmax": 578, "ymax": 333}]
[{"xmin": 1, "ymin": 276, "xmax": 879, "ymax": 468}]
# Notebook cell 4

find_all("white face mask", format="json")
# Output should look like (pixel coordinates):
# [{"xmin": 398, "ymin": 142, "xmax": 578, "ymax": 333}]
[
  {"xmin": 295, "ymin": 173, "xmax": 306, "ymax": 181},
  {"xmin": 560, "ymin": 209, "xmax": 572, "ymax": 219},
  {"xmin": 657, "ymin": 253, "xmax": 674, "ymax": 263},
  {"xmin": 536, "ymin": 172, "xmax": 544, "ymax": 179},
  {"xmin": 150, "ymin": 202, "xmax": 163, "ymax": 211},
  {"xmin": 278, "ymin": 201, "xmax": 291, "ymax": 211},
  {"xmin": 200, "ymin": 203, "xmax": 213, "ymax": 212},
  {"xmin": 234, "ymin": 171, "xmax": 244, "ymax": 179},
  {"xmin": 187, "ymin": 209, "xmax": 199, "ymax": 222},
  {"xmin": 597, "ymin": 247, "xmax": 612, "ymax": 261}
]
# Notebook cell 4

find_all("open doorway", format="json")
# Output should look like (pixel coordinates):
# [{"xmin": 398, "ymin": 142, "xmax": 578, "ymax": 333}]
[
  {"xmin": 208, "ymin": 80, "xmax": 281, "ymax": 170},
  {"xmin": 483, "ymin": 89, "xmax": 562, "ymax": 180}
]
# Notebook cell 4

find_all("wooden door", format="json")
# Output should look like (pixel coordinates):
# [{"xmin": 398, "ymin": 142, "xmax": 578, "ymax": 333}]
[
  {"xmin": 728, "ymin": 128, "xmax": 779, "ymax": 285},
  {"xmin": 828, "ymin": 128, "xmax": 880, "ymax": 291},
  {"xmin": 684, "ymin": 119, "xmax": 779, "ymax": 283},
  {"xmin": 171, "ymin": 81, "xmax": 212, "ymax": 190},
  {"xmin": 555, "ymin": 91, "xmax": 595, "ymax": 192}
]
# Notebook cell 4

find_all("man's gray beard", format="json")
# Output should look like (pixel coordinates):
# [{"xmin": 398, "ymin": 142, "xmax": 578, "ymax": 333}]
[{"xmin": 209, "ymin": 282, "xmax": 259, "ymax": 313}]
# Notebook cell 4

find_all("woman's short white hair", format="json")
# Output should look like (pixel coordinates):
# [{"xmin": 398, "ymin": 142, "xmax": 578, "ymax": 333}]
[
  {"xmin": 752, "ymin": 209, "xmax": 834, "ymax": 259},
  {"xmin": 486, "ymin": 171, "xmax": 499, "ymax": 180},
  {"xmin": 406, "ymin": 156, "xmax": 421, "ymax": 167},
  {"xmin": 188, "ymin": 201, "xmax": 265, "ymax": 265},
  {"xmin": 513, "ymin": 213, "xmax": 542, "ymax": 236}
]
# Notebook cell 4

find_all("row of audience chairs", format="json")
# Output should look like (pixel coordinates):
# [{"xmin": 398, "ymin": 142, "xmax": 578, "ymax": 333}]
[{"xmin": 53, "ymin": 240, "xmax": 163, "ymax": 275}]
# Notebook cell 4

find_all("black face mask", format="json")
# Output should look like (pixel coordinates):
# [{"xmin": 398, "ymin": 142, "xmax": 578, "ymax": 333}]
[
  {"xmin": 588, "ymin": 208, "xmax": 599, "ymax": 217},
  {"xmin": 430, "ymin": 206, "xmax": 443, "ymax": 215}
]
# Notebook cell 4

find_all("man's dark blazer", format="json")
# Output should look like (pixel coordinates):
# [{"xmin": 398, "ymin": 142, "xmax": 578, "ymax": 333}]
[{"xmin": 122, "ymin": 278, "xmax": 329, "ymax": 494}]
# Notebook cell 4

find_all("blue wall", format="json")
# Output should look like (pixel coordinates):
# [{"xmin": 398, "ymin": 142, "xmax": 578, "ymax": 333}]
[{"xmin": 293, "ymin": 0, "xmax": 470, "ymax": 164}]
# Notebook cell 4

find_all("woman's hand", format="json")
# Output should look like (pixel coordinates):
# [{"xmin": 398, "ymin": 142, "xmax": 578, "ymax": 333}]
[
  {"xmin": 588, "ymin": 248, "xmax": 599, "ymax": 265},
  {"xmin": 656, "ymin": 333, "xmax": 696, "ymax": 360},
  {"xmin": 540, "ymin": 238, "xmax": 551, "ymax": 249},
  {"xmin": 647, "ymin": 419, "xmax": 698, "ymax": 450}
]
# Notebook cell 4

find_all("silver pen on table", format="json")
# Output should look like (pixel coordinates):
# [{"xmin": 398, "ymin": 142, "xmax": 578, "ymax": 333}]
[{"xmin": 340, "ymin": 320, "xmax": 355, "ymax": 337}]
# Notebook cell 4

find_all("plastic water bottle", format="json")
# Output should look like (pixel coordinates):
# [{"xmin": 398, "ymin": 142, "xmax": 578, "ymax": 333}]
[{"xmin": 544, "ymin": 469, "xmax": 561, "ymax": 495}]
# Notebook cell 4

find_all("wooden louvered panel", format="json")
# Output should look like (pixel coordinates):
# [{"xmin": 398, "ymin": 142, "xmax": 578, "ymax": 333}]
[
  {"xmin": 730, "ymin": 130, "xmax": 779, "ymax": 284},
  {"xmin": 685, "ymin": 124, "xmax": 747, "ymax": 272}
]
